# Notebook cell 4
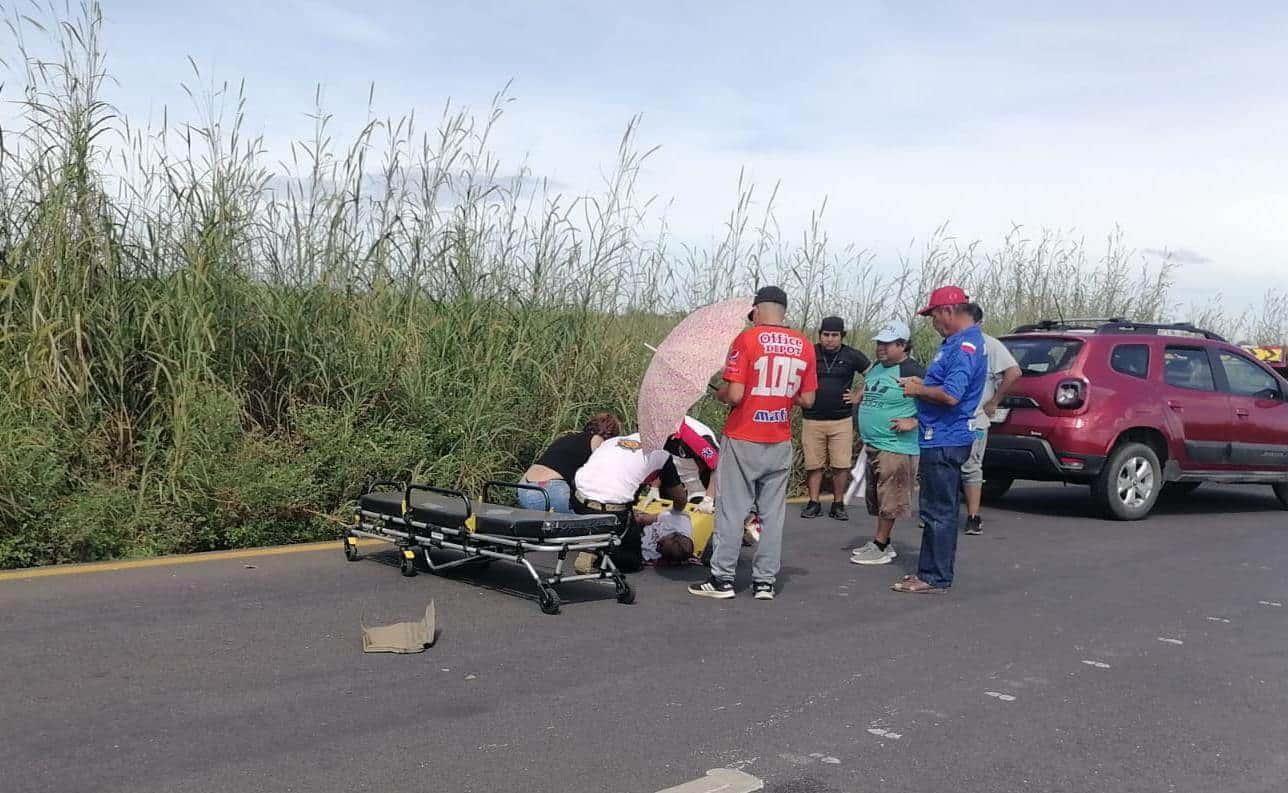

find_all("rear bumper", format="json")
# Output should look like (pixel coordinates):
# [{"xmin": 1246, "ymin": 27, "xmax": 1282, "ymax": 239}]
[{"xmin": 983, "ymin": 434, "xmax": 1105, "ymax": 481}]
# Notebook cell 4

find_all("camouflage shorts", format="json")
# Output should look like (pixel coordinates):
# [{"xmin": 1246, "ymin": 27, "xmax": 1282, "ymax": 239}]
[{"xmin": 864, "ymin": 446, "xmax": 918, "ymax": 520}]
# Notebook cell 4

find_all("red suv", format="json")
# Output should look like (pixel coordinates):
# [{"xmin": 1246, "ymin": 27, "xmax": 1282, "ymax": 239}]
[{"xmin": 982, "ymin": 320, "xmax": 1288, "ymax": 519}]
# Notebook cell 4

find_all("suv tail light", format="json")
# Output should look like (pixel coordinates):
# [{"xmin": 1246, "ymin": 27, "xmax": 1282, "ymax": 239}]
[{"xmin": 1054, "ymin": 379, "xmax": 1086, "ymax": 409}]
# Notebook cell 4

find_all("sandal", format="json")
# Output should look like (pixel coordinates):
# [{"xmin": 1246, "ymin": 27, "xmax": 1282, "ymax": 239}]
[{"xmin": 891, "ymin": 577, "xmax": 946, "ymax": 594}]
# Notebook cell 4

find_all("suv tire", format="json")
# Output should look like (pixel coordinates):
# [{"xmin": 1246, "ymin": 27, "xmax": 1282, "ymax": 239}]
[
  {"xmin": 1274, "ymin": 482, "xmax": 1288, "ymax": 510},
  {"xmin": 1093, "ymin": 441, "xmax": 1162, "ymax": 521},
  {"xmin": 981, "ymin": 476, "xmax": 1014, "ymax": 501}
]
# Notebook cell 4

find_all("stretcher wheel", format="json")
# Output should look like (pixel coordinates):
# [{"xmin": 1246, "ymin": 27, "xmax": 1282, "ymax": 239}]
[
  {"xmin": 538, "ymin": 588, "xmax": 561, "ymax": 615},
  {"xmin": 399, "ymin": 552, "xmax": 418, "ymax": 577},
  {"xmin": 615, "ymin": 580, "xmax": 635, "ymax": 605},
  {"xmin": 343, "ymin": 536, "xmax": 359, "ymax": 562}
]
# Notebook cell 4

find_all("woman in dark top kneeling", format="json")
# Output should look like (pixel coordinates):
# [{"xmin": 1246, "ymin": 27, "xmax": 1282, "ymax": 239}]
[{"xmin": 519, "ymin": 412, "xmax": 623, "ymax": 513}]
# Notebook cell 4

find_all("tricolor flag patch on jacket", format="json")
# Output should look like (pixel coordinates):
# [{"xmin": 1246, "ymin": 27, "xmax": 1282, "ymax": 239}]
[{"xmin": 961, "ymin": 341, "xmax": 978, "ymax": 354}]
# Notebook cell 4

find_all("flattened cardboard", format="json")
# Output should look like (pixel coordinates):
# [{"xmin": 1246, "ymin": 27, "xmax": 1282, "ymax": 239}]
[
  {"xmin": 362, "ymin": 601, "xmax": 436, "ymax": 654},
  {"xmin": 655, "ymin": 768, "xmax": 763, "ymax": 793}
]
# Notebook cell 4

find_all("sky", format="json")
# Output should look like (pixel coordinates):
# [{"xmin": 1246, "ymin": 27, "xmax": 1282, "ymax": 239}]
[{"xmin": 8, "ymin": 1, "xmax": 1288, "ymax": 310}]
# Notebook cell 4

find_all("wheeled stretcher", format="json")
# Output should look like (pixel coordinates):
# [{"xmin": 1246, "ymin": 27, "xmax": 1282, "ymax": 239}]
[{"xmin": 344, "ymin": 481, "xmax": 635, "ymax": 614}]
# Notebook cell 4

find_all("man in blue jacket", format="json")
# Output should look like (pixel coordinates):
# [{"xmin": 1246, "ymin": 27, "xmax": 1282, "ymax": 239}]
[{"xmin": 892, "ymin": 286, "xmax": 987, "ymax": 594}]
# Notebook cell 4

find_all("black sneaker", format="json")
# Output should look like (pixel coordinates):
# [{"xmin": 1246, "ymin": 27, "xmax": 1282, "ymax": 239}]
[
  {"xmin": 829, "ymin": 502, "xmax": 849, "ymax": 521},
  {"xmin": 753, "ymin": 581, "xmax": 775, "ymax": 600},
  {"xmin": 689, "ymin": 578, "xmax": 736, "ymax": 599},
  {"xmin": 964, "ymin": 515, "xmax": 983, "ymax": 536},
  {"xmin": 801, "ymin": 501, "xmax": 822, "ymax": 519}
]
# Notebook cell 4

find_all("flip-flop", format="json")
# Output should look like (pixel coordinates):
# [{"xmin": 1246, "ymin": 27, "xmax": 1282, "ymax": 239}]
[{"xmin": 891, "ymin": 578, "xmax": 947, "ymax": 594}]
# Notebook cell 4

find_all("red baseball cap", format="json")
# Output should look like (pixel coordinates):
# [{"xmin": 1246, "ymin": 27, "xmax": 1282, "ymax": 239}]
[{"xmin": 917, "ymin": 285, "xmax": 970, "ymax": 316}]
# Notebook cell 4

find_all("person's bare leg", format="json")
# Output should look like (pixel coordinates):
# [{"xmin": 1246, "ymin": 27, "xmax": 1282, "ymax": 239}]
[
  {"xmin": 964, "ymin": 484, "xmax": 982, "ymax": 518},
  {"xmin": 830, "ymin": 468, "xmax": 849, "ymax": 503},
  {"xmin": 807, "ymin": 469, "xmax": 824, "ymax": 502},
  {"xmin": 874, "ymin": 516, "xmax": 896, "ymax": 545}
]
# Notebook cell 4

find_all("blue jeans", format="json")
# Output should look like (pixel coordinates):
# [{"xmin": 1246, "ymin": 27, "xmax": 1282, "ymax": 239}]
[
  {"xmin": 917, "ymin": 445, "xmax": 972, "ymax": 589},
  {"xmin": 517, "ymin": 478, "xmax": 573, "ymax": 513}
]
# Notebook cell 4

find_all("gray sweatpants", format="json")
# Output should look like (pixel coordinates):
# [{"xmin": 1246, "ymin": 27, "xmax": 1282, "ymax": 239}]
[{"xmin": 709, "ymin": 437, "xmax": 792, "ymax": 585}]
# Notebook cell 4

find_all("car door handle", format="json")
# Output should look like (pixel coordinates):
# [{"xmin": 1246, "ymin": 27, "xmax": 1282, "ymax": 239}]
[
  {"xmin": 1167, "ymin": 399, "xmax": 1183, "ymax": 410},
  {"xmin": 1235, "ymin": 408, "xmax": 1250, "ymax": 418}
]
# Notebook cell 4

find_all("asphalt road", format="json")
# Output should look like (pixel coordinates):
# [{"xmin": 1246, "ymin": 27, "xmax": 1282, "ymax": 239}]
[{"xmin": 3, "ymin": 483, "xmax": 1287, "ymax": 793}]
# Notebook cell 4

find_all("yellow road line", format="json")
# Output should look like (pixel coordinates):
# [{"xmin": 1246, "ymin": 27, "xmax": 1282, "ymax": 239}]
[
  {"xmin": 786, "ymin": 495, "xmax": 840, "ymax": 504},
  {"xmin": 0, "ymin": 539, "xmax": 362, "ymax": 582},
  {"xmin": 1, "ymin": 497, "xmax": 838, "ymax": 582}
]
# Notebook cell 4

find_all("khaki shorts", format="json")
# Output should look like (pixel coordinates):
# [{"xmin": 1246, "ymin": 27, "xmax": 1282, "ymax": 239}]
[
  {"xmin": 961, "ymin": 429, "xmax": 988, "ymax": 486},
  {"xmin": 801, "ymin": 418, "xmax": 855, "ymax": 470},
  {"xmin": 865, "ymin": 446, "xmax": 918, "ymax": 520}
]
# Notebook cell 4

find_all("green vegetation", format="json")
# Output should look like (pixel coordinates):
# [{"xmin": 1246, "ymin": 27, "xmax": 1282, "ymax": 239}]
[{"xmin": 1, "ymin": 4, "xmax": 1282, "ymax": 567}]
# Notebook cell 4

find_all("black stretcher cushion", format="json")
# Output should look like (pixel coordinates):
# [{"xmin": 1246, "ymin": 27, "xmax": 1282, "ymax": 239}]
[
  {"xmin": 358, "ymin": 491, "xmax": 405, "ymax": 517},
  {"xmin": 468, "ymin": 504, "xmax": 620, "ymax": 540},
  {"xmin": 404, "ymin": 500, "xmax": 618, "ymax": 540},
  {"xmin": 360, "ymin": 490, "xmax": 620, "ymax": 540},
  {"xmin": 359, "ymin": 490, "xmax": 469, "ymax": 522}
]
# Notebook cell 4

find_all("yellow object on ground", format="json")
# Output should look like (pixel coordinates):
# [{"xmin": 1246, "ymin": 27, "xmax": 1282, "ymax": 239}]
[{"xmin": 635, "ymin": 499, "xmax": 714, "ymax": 558}]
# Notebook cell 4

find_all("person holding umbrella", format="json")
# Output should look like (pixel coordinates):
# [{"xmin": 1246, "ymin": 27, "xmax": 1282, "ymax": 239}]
[{"xmin": 690, "ymin": 286, "xmax": 818, "ymax": 601}]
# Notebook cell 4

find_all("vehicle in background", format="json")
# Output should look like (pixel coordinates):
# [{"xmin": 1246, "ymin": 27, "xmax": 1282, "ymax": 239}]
[{"xmin": 982, "ymin": 319, "xmax": 1288, "ymax": 519}]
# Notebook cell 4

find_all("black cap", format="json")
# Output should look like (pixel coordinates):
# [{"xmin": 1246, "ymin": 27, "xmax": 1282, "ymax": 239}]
[
  {"xmin": 753, "ymin": 285, "xmax": 788, "ymax": 308},
  {"xmin": 820, "ymin": 316, "xmax": 846, "ymax": 334},
  {"xmin": 748, "ymin": 285, "xmax": 788, "ymax": 321}
]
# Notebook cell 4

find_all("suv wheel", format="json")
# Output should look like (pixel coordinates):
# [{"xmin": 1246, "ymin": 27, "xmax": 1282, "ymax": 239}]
[
  {"xmin": 1093, "ymin": 442, "xmax": 1162, "ymax": 521},
  {"xmin": 1274, "ymin": 482, "xmax": 1288, "ymax": 510}
]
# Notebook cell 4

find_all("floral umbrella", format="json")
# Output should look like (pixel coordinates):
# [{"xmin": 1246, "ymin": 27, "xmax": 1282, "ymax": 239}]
[{"xmin": 637, "ymin": 298, "xmax": 750, "ymax": 451}]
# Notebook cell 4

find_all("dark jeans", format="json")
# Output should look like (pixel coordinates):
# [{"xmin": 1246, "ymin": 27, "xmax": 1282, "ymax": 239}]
[
  {"xmin": 917, "ymin": 445, "xmax": 972, "ymax": 589},
  {"xmin": 572, "ymin": 499, "xmax": 642, "ymax": 573}
]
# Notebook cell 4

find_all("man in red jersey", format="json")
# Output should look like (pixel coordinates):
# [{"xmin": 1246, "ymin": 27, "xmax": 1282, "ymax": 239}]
[{"xmin": 690, "ymin": 286, "xmax": 818, "ymax": 601}]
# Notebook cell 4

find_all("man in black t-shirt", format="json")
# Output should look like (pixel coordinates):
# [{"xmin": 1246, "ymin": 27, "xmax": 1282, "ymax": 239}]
[{"xmin": 801, "ymin": 316, "xmax": 871, "ymax": 521}]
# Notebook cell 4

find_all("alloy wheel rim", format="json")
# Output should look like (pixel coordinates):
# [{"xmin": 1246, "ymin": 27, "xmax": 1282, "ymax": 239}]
[{"xmin": 1116, "ymin": 456, "xmax": 1155, "ymax": 508}]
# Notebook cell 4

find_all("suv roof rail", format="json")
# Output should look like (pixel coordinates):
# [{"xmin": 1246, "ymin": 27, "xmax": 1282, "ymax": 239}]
[
  {"xmin": 1008, "ymin": 318, "xmax": 1226, "ymax": 342},
  {"xmin": 1094, "ymin": 321, "xmax": 1226, "ymax": 342},
  {"xmin": 1010, "ymin": 317, "xmax": 1129, "ymax": 334}
]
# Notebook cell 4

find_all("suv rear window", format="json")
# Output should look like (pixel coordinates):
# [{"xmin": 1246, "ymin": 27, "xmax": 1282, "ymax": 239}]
[
  {"xmin": 1111, "ymin": 344, "xmax": 1150, "ymax": 378},
  {"xmin": 1003, "ymin": 338, "xmax": 1084, "ymax": 376}
]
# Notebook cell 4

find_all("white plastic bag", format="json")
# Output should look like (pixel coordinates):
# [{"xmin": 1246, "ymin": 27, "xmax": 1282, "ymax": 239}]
[{"xmin": 843, "ymin": 446, "xmax": 868, "ymax": 506}]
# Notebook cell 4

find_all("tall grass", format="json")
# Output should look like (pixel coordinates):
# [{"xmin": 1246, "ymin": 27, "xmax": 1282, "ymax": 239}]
[{"xmin": 0, "ymin": 3, "xmax": 1278, "ymax": 567}]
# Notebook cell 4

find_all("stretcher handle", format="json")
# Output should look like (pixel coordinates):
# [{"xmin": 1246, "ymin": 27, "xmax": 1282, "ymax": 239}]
[
  {"xmin": 483, "ymin": 480, "xmax": 550, "ymax": 511},
  {"xmin": 363, "ymin": 479, "xmax": 406, "ymax": 494},
  {"xmin": 404, "ymin": 483, "xmax": 473, "ymax": 523}
]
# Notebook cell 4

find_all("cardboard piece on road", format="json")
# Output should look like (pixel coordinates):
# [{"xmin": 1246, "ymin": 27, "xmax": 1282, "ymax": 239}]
[
  {"xmin": 362, "ymin": 601, "xmax": 437, "ymax": 654},
  {"xmin": 655, "ymin": 768, "xmax": 763, "ymax": 793}
]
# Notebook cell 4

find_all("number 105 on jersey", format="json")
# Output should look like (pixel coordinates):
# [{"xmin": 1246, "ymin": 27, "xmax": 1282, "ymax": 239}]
[{"xmin": 751, "ymin": 356, "xmax": 808, "ymax": 397}]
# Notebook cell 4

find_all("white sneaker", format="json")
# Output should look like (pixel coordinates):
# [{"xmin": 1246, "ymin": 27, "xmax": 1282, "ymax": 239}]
[{"xmin": 850, "ymin": 541, "xmax": 896, "ymax": 565}]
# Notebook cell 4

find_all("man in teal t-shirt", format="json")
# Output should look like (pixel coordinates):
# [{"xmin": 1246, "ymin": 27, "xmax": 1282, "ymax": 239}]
[{"xmin": 847, "ymin": 320, "xmax": 925, "ymax": 566}]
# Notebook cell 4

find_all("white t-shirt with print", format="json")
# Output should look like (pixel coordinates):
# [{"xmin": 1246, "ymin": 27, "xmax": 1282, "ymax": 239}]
[{"xmin": 573, "ymin": 433, "xmax": 671, "ymax": 505}]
